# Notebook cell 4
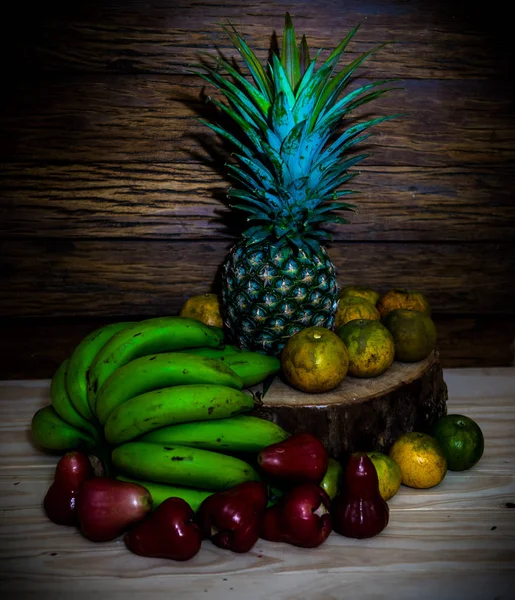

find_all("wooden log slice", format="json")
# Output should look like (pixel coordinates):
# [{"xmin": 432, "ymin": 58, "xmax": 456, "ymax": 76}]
[{"xmin": 252, "ymin": 350, "xmax": 448, "ymax": 460}]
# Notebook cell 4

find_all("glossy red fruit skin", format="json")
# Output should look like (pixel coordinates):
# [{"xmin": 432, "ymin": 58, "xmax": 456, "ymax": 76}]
[
  {"xmin": 197, "ymin": 481, "xmax": 268, "ymax": 553},
  {"xmin": 76, "ymin": 477, "xmax": 152, "ymax": 542},
  {"xmin": 43, "ymin": 451, "xmax": 94, "ymax": 526},
  {"xmin": 257, "ymin": 433, "xmax": 329, "ymax": 484},
  {"xmin": 125, "ymin": 497, "xmax": 202, "ymax": 561},
  {"xmin": 332, "ymin": 453, "xmax": 389, "ymax": 539},
  {"xmin": 261, "ymin": 483, "xmax": 332, "ymax": 548}
]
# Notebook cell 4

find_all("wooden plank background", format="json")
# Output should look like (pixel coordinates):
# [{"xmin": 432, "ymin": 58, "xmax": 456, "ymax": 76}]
[{"xmin": 1, "ymin": 0, "xmax": 515, "ymax": 377}]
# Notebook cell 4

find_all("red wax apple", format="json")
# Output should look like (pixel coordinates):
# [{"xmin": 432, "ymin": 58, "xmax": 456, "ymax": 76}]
[
  {"xmin": 261, "ymin": 483, "xmax": 332, "ymax": 548},
  {"xmin": 257, "ymin": 433, "xmax": 328, "ymax": 484},
  {"xmin": 197, "ymin": 481, "xmax": 268, "ymax": 553},
  {"xmin": 44, "ymin": 451, "xmax": 94, "ymax": 526},
  {"xmin": 332, "ymin": 452, "xmax": 389, "ymax": 539},
  {"xmin": 125, "ymin": 497, "xmax": 202, "ymax": 561},
  {"xmin": 76, "ymin": 477, "xmax": 152, "ymax": 542}
]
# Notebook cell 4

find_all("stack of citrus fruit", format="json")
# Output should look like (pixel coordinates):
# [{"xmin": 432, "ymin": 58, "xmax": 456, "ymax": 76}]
[{"xmin": 332, "ymin": 285, "xmax": 438, "ymax": 381}]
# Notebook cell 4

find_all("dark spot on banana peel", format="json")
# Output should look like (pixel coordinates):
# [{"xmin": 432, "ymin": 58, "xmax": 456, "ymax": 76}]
[
  {"xmin": 208, "ymin": 407, "xmax": 214, "ymax": 415},
  {"xmin": 183, "ymin": 369, "xmax": 188, "ymax": 374},
  {"xmin": 133, "ymin": 333, "xmax": 142, "ymax": 338},
  {"xmin": 149, "ymin": 356, "xmax": 157, "ymax": 361},
  {"xmin": 216, "ymin": 438, "xmax": 222, "ymax": 443}
]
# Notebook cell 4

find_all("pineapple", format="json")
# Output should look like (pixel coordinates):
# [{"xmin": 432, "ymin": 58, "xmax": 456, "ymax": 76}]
[{"xmin": 195, "ymin": 13, "xmax": 398, "ymax": 355}]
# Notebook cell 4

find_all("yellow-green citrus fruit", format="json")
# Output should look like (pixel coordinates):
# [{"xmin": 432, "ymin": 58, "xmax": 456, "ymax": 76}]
[
  {"xmin": 338, "ymin": 285, "xmax": 380, "ymax": 306},
  {"xmin": 389, "ymin": 432, "xmax": 447, "ymax": 489},
  {"xmin": 179, "ymin": 293, "xmax": 223, "ymax": 328},
  {"xmin": 377, "ymin": 288, "xmax": 431, "ymax": 319},
  {"xmin": 320, "ymin": 457, "xmax": 343, "ymax": 500},
  {"xmin": 366, "ymin": 451, "xmax": 402, "ymax": 501},
  {"xmin": 335, "ymin": 296, "xmax": 381, "ymax": 329},
  {"xmin": 336, "ymin": 319, "xmax": 395, "ymax": 378},
  {"xmin": 383, "ymin": 308, "xmax": 437, "ymax": 362},
  {"xmin": 280, "ymin": 326, "xmax": 349, "ymax": 393}
]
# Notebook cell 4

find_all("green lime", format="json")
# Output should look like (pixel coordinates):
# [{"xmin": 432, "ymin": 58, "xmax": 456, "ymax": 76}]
[
  {"xmin": 432, "ymin": 414, "xmax": 484, "ymax": 471},
  {"xmin": 383, "ymin": 308, "xmax": 437, "ymax": 362},
  {"xmin": 320, "ymin": 457, "xmax": 343, "ymax": 500}
]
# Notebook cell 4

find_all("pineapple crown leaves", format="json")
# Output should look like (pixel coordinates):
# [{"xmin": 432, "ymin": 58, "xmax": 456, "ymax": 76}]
[{"xmin": 191, "ymin": 13, "xmax": 402, "ymax": 251}]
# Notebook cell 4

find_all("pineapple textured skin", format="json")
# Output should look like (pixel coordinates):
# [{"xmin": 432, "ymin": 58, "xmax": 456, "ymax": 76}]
[{"xmin": 222, "ymin": 240, "xmax": 338, "ymax": 355}]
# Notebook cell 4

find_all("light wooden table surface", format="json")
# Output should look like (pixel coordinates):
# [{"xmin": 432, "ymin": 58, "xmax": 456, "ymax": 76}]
[{"xmin": 1, "ymin": 368, "xmax": 514, "ymax": 600}]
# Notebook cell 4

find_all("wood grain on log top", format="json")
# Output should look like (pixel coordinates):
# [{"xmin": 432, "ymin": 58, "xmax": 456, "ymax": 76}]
[{"xmin": 261, "ymin": 352, "xmax": 439, "ymax": 407}]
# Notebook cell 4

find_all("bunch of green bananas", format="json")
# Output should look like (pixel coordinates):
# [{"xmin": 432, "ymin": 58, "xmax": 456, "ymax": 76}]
[{"xmin": 31, "ymin": 316, "xmax": 288, "ymax": 510}]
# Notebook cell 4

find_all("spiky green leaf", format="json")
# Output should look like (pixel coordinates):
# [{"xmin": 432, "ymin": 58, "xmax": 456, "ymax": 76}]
[
  {"xmin": 271, "ymin": 53, "xmax": 296, "ymax": 112},
  {"xmin": 221, "ymin": 22, "xmax": 273, "ymax": 101},
  {"xmin": 209, "ymin": 57, "xmax": 272, "ymax": 116},
  {"xmin": 198, "ymin": 119, "xmax": 253, "ymax": 158},
  {"xmin": 311, "ymin": 42, "xmax": 390, "ymax": 129},
  {"xmin": 272, "ymin": 90, "xmax": 297, "ymax": 141},
  {"xmin": 298, "ymin": 34, "xmax": 311, "ymax": 78},
  {"xmin": 281, "ymin": 13, "xmax": 301, "ymax": 92}
]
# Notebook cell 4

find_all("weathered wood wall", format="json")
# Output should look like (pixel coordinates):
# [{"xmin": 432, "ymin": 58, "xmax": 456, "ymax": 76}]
[{"xmin": 1, "ymin": 0, "xmax": 514, "ymax": 378}]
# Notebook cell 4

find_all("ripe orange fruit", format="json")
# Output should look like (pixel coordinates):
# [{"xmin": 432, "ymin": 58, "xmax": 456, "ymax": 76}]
[
  {"xmin": 383, "ymin": 308, "xmax": 437, "ymax": 362},
  {"xmin": 280, "ymin": 326, "xmax": 349, "ymax": 393},
  {"xmin": 366, "ymin": 451, "xmax": 402, "ymax": 501},
  {"xmin": 432, "ymin": 414, "xmax": 485, "ymax": 471},
  {"xmin": 335, "ymin": 296, "xmax": 381, "ymax": 329},
  {"xmin": 336, "ymin": 319, "xmax": 395, "ymax": 378},
  {"xmin": 179, "ymin": 293, "xmax": 223, "ymax": 328},
  {"xmin": 339, "ymin": 285, "xmax": 380, "ymax": 306},
  {"xmin": 377, "ymin": 288, "xmax": 431, "ymax": 319},
  {"xmin": 389, "ymin": 432, "xmax": 447, "ymax": 489}
]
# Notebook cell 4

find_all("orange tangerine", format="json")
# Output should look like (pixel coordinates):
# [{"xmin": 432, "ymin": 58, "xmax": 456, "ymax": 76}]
[
  {"xmin": 179, "ymin": 293, "xmax": 223, "ymax": 328},
  {"xmin": 335, "ymin": 296, "xmax": 381, "ymax": 329},
  {"xmin": 389, "ymin": 432, "xmax": 447, "ymax": 489},
  {"xmin": 280, "ymin": 326, "xmax": 349, "ymax": 393},
  {"xmin": 377, "ymin": 288, "xmax": 431, "ymax": 319},
  {"xmin": 338, "ymin": 285, "xmax": 380, "ymax": 306},
  {"xmin": 336, "ymin": 319, "xmax": 395, "ymax": 378}
]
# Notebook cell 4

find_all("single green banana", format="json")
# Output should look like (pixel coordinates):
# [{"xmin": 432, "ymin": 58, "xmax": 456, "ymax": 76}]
[
  {"xmin": 112, "ymin": 441, "xmax": 260, "ymax": 490},
  {"xmin": 183, "ymin": 348, "xmax": 281, "ymax": 388},
  {"xmin": 116, "ymin": 475, "xmax": 213, "ymax": 511},
  {"xmin": 104, "ymin": 384, "xmax": 254, "ymax": 445},
  {"xmin": 50, "ymin": 358, "xmax": 100, "ymax": 441},
  {"xmin": 140, "ymin": 414, "xmax": 290, "ymax": 452},
  {"xmin": 31, "ymin": 405, "xmax": 96, "ymax": 452},
  {"xmin": 95, "ymin": 352, "xmax": 243, "ymax": 426},
  {"xmin": 87, "ymin": 316, "xmax": 225, "ymax": 410},
  {"xmin": 66, "ymin": 321, "xmax": 135, "ymax": 420},
  {"xmin": 182, "ymin": 344, "xmax": 243, "ymax": 358}
]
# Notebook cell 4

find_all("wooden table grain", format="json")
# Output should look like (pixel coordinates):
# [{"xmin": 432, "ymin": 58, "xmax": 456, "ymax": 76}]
[{"xmin": 0, "ymin": 369, "xmax": 514, "ymax": 600}]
